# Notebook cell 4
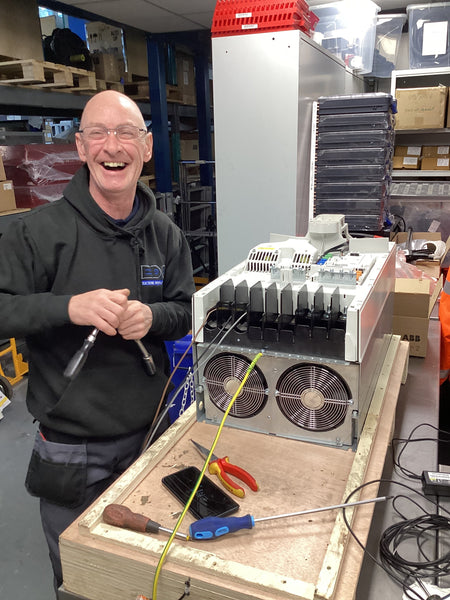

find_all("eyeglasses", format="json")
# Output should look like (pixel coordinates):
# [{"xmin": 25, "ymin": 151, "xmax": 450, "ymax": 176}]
[{"xmin": 79, "ymin": 125, "xmax": 147, "ymax": 142}]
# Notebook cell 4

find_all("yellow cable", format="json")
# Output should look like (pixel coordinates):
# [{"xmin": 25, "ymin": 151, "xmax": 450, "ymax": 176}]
[{"xmin": 151, "ymin": 351, "xmax": 263, "ymax": 600}]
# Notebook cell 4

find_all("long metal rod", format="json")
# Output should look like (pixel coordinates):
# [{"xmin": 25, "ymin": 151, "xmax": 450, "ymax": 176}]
[{"xmin": 254, "ymin": 496, "xmax": 390, "ymax": 523}]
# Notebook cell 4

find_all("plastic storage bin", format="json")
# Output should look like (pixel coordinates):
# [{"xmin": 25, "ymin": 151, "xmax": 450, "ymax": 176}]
[
  {"xmin": 311, "ymin": 0, "xmax": 380, "ymax": 73},
  {"xmin": 407, "ymin": 3, "xmax": 450, "ymax": 69},
  {"xmin": 368, "ymin": 13, "xmax": 407, "ymax": 77},
  {"xmin": 164, "ymin": 334, "xmax": 194, "ymax": 424}
]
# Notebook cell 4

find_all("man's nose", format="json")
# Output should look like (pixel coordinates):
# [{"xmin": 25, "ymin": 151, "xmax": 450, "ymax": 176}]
[{"xmin": 103, "ymin": 130, "xmax": 121, "ymax": 149}]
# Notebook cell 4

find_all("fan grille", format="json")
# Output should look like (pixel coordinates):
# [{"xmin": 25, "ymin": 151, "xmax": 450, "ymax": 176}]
[
  {"xmin": 276, "ymin": 363, "xmax": 351, "ymax": 431},
  {"xmin": 203, "ymin": 353, "xmax": 268, "ymax": 418}
]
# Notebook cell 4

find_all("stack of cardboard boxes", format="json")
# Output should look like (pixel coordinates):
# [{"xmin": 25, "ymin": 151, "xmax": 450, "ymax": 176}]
[
  {"xmin": 390, "ymin": 231, "xmax": 450, "ymax": 357},
  {"xmin": 85, "ymin": 22, "xmax": 126, "ymax": 84},
  {"xmin": 393, "ymin": 144, "xmax": 450, "ymax": 171}
]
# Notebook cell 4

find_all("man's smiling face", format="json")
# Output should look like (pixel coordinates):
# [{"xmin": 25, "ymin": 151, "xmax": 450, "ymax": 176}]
[{"xmin": 75, "ymin": 91, "xmax": 152, "ymax": 206}]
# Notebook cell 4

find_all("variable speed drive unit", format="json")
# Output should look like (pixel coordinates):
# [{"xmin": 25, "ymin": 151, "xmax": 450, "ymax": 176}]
[{"xmin": 192, "ymin": 215, "xmax": 396, "ymax": 450}]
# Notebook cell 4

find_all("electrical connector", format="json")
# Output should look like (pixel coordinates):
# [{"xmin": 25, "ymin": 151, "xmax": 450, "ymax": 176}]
[{"xmin": 421, "ymin": 471, "xmax": 450, "ymax": 496}]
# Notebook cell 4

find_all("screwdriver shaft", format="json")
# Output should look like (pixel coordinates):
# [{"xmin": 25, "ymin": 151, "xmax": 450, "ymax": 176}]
[{"xmin": 254, "ymin": 496, "xmax": 390, "ymax": 523}]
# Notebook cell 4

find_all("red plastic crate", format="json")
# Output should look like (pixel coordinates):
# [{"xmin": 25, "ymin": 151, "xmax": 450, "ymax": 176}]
[{"xmin": 212, "ymin": 1, "xmax": 319, "ymax": 37}]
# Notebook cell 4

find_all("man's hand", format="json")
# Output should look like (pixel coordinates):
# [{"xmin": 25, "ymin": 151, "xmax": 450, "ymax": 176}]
[
  {"xmin": 68, "ymin": 288, "xmax": 130, "ymax": 336},
  {"xmin": 117, "ymin": 300, "xmax": 153, "ymax": 340}
]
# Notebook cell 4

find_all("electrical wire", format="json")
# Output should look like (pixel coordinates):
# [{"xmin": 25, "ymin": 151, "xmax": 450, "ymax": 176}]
[
  {"xmin": 341, "ymin": 479, "xmax": 450, "ymax": 600},
  {"xmin": 141, "ymin": 310, "xmax": 247, "ymax": 452},
  {"xmin": 150, "ymin": 351, "xmax": 263, "ymax": 600},
  {"xmin": 140, "ymin": 307, "xmax": 216, "ymax": 452},
  {"xmin": 392, "ymin": 423, "xmax": 450, "ymax": 481}
]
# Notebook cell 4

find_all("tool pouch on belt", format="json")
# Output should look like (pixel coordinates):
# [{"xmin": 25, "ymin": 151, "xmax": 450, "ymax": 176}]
[{"xmin": 25, "ymin": 431, "xmax": 87, "ymax": 508}]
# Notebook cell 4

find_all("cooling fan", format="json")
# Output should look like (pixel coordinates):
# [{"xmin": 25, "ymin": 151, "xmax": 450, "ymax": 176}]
[
  {"xmin": 203, "ymin": 352, "xmax": 269, "ymax": 418},
  {"xmin": 201, "ymin": 350, "xmax": 355, "ymax": 444},
  {"xmin": 275, "ymin": 363, "xmax": 351, "ymax": 432}
]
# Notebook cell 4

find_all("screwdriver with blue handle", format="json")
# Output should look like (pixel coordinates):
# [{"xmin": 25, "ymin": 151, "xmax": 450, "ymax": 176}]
[{"xmin": 189, "ymin": 495, "xmax": 391, "ymax": 540}]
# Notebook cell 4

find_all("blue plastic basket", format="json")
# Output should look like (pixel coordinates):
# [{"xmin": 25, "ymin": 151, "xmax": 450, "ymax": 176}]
[{"xmin": 164, "ymin": 334, "xmax": 194, "ymax": 423}]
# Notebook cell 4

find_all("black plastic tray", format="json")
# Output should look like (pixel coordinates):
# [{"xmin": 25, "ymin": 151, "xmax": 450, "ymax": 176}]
[
  {"xmin": 317, "ymin": 112, "xmax": 395, "ymax": 131},
  {"xmin": 318, "ymin": 93, "xmax": 396, "ymax": 114},
  {"xmin": 315, "ymin": 164, "xmax": 390, "ymax": 182},
  {"xmin": 315, "ymin": 180, "xmax": 390, "ymax": 199},
  {"xmin": 315, "ymin": 199, "xmax": 385, "ymax": 214},
  {"xmin": 316, "ymin": 147, "xmax": 392, "ymax": 166},
  {"xmin": 317, "ymin": 129, "xmax": 394, "ymax": 148}
]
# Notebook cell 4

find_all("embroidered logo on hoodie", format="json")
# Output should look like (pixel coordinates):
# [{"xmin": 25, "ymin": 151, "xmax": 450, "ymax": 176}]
[{"xmin": 141, "ymin": 265, "xmax": 165, "ymax": 286}]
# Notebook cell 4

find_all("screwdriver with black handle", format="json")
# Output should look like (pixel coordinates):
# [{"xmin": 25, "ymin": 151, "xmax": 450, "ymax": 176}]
[
  {"xmin": 103, "ymin": 504, "xmax": 188, "ymax": 540},
  {"xmin": 189, "ymin": 495, "xmax": 391, "ymax": 540},
  {"xmin": 64, "ymin": 327, "xmax": 156, "ymax": 379}
]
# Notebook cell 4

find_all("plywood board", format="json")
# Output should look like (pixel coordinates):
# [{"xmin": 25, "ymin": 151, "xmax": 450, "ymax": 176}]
[
  {"xmin": 0, "ymin": 0, "xmax": 44, "ymax": 62},
  {"xmin": 60, "ymin": 337, "xmax": 408, "ymax": 600}
]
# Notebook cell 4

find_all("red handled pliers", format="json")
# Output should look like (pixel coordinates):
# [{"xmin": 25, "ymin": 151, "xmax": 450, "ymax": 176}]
[{"xmin": 190, "ymin": 439, "xmax": 259, "ymax": 498}]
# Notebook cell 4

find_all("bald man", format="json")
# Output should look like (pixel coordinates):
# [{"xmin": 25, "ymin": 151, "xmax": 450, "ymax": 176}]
[{"xmin": 0, "ymin": 91, "xmax": 195, "ymax": 591}]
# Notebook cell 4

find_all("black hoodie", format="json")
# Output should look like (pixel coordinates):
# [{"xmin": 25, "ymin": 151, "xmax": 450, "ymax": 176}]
[{"xmin": 0, "ymin": 165, "xmax": 195, "ymax": 437}]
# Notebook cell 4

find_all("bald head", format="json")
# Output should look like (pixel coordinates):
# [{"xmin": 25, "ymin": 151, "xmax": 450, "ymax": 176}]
[
  {"xmin": 80, "ymin": 90, "xmax": 146, "ymax": 130},
  {"xmin": 75, "ymin": 89, "xmax": 153, "ymax": 215}
]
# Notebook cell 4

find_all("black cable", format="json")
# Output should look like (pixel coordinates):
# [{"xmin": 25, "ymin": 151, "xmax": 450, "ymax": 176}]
[
  {"xmin": 141, "ymin": 312, "xmax": 246, "ymax": 451},
  {"xmin": 392, "ymin": 423, "xmax": 450, "ymax": 480},
  {"xmin": 341, "ymin": 479, "xmax": 450, "ymax": 600},
  {"xmin": 176, "ymin": 578, "xmax": 190, "ymax": 599}
]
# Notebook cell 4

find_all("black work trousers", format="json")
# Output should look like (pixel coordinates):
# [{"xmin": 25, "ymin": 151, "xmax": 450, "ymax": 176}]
[{"xmin": 35, "ymin": 427, "xmax": 148, "ymax": 593}]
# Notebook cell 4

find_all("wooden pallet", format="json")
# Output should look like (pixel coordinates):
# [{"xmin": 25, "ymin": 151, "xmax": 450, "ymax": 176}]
[
  {"xmin": 60, "ymin": 66, "xmax": 97, "ymax": 92},
  {"xmin": 96, "ymin": 79, "xmax": 124, "ymax": 93},
  {"xmin": 0, "ymin": 59, "xmax": 47, "ymax": 84},
  {"xmin": 124, "ymin": 81, "xmax": 183, "ymax": 102},
  {"xmin": 60, "ymin": 336, "xmax": 409, "ymax": 600},
  {"xmin": 0, "ymin": 59, "xmax": 97, "ymax": 92}
]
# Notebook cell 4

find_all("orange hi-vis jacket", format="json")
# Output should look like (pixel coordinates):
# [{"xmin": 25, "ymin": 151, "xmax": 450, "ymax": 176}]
[{"xmin": 440, "ymin": 269, "xmax": 450, "ymax": 384}]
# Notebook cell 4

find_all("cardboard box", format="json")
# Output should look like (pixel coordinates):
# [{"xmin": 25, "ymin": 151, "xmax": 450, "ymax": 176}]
[
  {"xmin": 40, "ymin": 14, "xmax": 65, "ymax": 38},
  {"xmin": 0, "ymin": 181, "xmax": 17, "ymax": 212},
  {"xmin": 392, "ymin": 276, "xmax": 442, "ymax": 357},
  {"xmin": 180, "ymin": 136, "xmax": 199, "ymax": 161},
  {"xmin": 122, "ymin": 27, "xmax": 148, "ymax": 78},
  {"xmin": 1, "ymin": 0, "xmax": 44, "ymax": 60},
  {"xmin": 395, "ymin": 86, "xmax": 448, "ymax": 130},
  {"xmin": 0, "ymin": 156, "xmax": 6, "ymax": 182},
  {"xmin": 421, "ymin": 156, "xmax": 450, "ymax": 170},
  {"xmin": 393, "ymin": 155, "xmax": 419, "ymax": 169},
  {"xmin": 92, "ymin": 52, "xmax": 124, "ymax": 82},
  {"xmin": 85, "ymin": 22, "xmax": 125, "ymax": 57},
  {"xmin": 422, "ymin": 145, "xmax": 450, "ymax": 157},
  {"xmin": 176, "ymin": 52, "xmax": 196, "ymax": 105},
  {"xmin": 394, "ymin": 145, "xmax": 422, "ymax": 156}
]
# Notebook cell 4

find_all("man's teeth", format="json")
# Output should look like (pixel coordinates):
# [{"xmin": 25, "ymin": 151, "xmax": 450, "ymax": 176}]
[{"xmin": 103, "ymin": 162, "xmax": 125, "ymax": 168}]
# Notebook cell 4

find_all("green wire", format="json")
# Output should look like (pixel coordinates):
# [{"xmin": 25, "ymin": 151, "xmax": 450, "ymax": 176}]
[{"xmin": 150, "ymin": 351, "xmax": 263, "ymax": 600}]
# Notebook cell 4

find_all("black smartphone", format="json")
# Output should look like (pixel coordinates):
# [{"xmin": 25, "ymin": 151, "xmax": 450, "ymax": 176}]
[{"xmin": 161, "ymin": 466, "xmax": 240, "ymax": 520}]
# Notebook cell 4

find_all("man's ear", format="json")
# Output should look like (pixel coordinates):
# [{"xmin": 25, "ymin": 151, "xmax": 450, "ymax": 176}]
[
  {"xmin": 143, "ymin": 132, "xmax": 153, "ymax": 163},
  {"xmin": 75, "ymin": 132, "xmax": 87, "ymax": 162}
]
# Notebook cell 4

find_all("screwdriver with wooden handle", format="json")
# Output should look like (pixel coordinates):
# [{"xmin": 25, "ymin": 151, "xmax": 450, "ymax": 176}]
[{"xmin": 103, "ymin": 504, "xmax": 188, "ymax": 540}]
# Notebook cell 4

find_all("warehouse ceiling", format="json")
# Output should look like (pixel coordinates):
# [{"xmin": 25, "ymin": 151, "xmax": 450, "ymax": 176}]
[{"xmin": 52, "ymin": 0, "xmax": 412, "ymax": 34}]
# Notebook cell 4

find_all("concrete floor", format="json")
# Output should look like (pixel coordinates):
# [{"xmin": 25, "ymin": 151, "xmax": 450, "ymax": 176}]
[{"xmin": 0, "ymin": 377, "xmax": 55, "ymax": 600}]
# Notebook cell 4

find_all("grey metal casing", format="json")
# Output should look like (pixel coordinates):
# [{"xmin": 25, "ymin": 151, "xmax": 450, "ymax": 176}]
[
  {"xmin": 193, "ymin": 240, "xmax": 396, "ymax": 450},
  {"xmin": 212, "ymin": 30, "xmax": 364, "ymax": 274}
]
